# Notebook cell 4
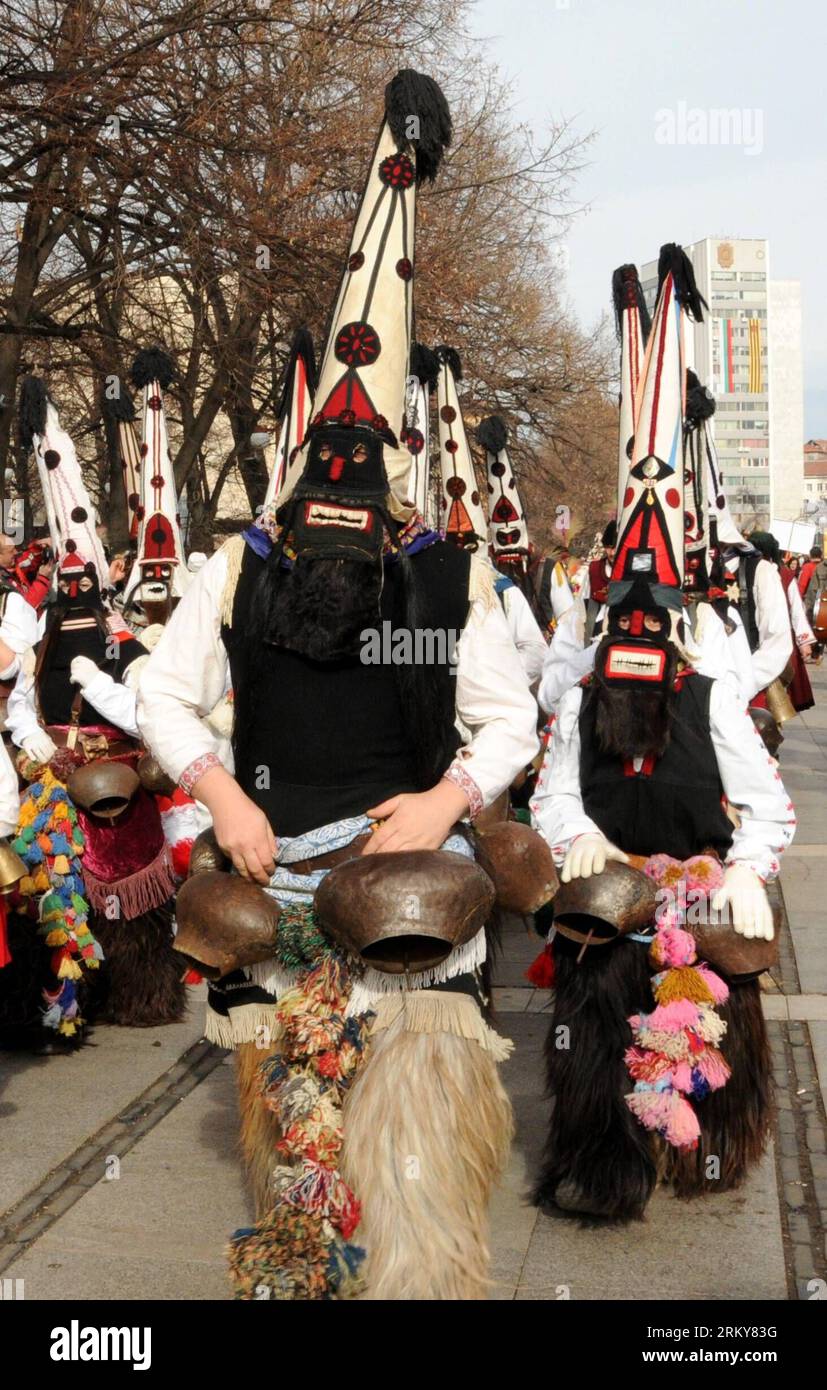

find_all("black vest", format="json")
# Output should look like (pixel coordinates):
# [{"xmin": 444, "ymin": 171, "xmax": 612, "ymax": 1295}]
[
  {"xmin": 579, "ymin": 674, "xmax": 734, "ymax": 862},
  {"xmin": 223, "ymin": 540, "xmax": 471, "ymax": 837},
  {"xmin": 37, "ymin": 614, "xmax": 145, "ymax": 727}
]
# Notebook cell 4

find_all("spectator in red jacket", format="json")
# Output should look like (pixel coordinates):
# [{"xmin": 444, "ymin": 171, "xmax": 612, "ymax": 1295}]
[{"xmin": 798, "ymin": 546, "xmax": 821, "ymax": 599}]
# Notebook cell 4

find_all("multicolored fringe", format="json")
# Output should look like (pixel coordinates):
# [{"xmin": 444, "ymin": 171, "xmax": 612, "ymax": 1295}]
[
  {"xmin": 11, "ymin": 767, "xmax": 102, "ymax": 1035},
  {"xmin": 624, "ymin": 854, "xmax": 730, "ymax": 1150},
  {"xmin": 227, "ymin": 905, "xmax": 372, "ymax": 1300}
]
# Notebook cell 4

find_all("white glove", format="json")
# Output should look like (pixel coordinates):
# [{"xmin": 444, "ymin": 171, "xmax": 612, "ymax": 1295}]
[
  {"xmin": 22, "ymin": 729, "xmax": 58, "ymax": 766},
  {"xmin": 70, "ymin": 656, "xmax": 100, "ymax": 689},
  {"xmin": 711, "ymin": 863, "xmax": 774, "ymax": 941},
  {"xmin": 561, "ymin": 832, "xmax": 629, "ymax": 882}
]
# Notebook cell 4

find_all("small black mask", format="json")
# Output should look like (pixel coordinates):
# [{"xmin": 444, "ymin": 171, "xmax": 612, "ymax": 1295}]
[{"xmin": 283, "ymin": 424, "xmax": 390, "ymax": 563}]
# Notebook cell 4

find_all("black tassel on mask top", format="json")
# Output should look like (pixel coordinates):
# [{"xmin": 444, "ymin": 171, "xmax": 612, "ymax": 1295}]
[
  {"xmin": 435, "ymin": 345, "xmax": 463, "ymax": 381},
  {"xmin": 409, "ymin": 341, "xmax": 440, "ymax": 391},
  {"xmin": 476, "ymin": 414, "xmax": 508, "ymax": 456},
  {"xmin": 685, "ymin": 368, "xmax": 716, "ymax": 426},
  {"xmin": 657, "ymin": 243, "xmax": 708, "ymax": 322},
  {"xmin": 102, "ymin": 383, "xmax": 136, "ymax": 422},
  {"xmin": 130, "ymin": 347, "xmax": 176, "ymax": 391},
  {"xmin": 385, "ymin": 69, "xmax": 452, "ymax": 184},
  {"xmin": 19, "ymin": 375, "xmax": 50, "ymax": 449},
  {"xmin": 611, "ymin": 264, "xmax": 652, "ymax": 343}
]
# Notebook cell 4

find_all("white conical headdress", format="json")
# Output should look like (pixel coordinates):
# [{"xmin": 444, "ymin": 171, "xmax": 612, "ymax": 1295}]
[
  {"xmin": 703, "ymin": 406, "xmax": 746, "ymax": 549},
  {"xmin": 611, "ymin": 245, "xmax": 706, "ymax": 609},
  {"xmin": 281, "ymin": 71, "xmax": 451, "ymax": 512},
  {"xmin": 125, "ymin": 347, "xmax": 188, "ymax": 605},
  {"xmin": 403, "ymin": 342, "xmax": 439, "ymax": 523},
  {"xmin": 683, "ymin": 369, "xmax": 717, "ymax": 591},
  {"xmin": 612, "ymin": 264, "xmax": 650, "ymax": 510},
  {"xmin": 435, "ymin": 348, "xmax": 487, "ymax": 546},
  {"xmin": 477, "ymin": 414, "xmax": 529, "ymax": 557},
  {"xmin": 103, "ymin": 380, "xmax": 141, "ymax": 539},
  {"xmin": 20, "ymin": 377, "xmax": 110, "ymax": 592},
  {"xmin": 264, "ymin": 328, "xmax": 316, "ymax": 509}
]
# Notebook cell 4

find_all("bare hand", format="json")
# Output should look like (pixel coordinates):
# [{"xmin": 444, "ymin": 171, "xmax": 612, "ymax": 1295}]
[
  {"xmin": 194, "ymin": 766, "xmax": 276, "ymax": 884},
  {"xmin": 364, "ymin": 781, "xmax": 469, "ymax": 854}
]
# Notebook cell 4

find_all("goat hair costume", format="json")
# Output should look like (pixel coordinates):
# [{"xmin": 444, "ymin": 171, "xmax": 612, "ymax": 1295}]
[{"xmin": 137, "ymin": 70, "xmax": 538, "ymax": 1299}]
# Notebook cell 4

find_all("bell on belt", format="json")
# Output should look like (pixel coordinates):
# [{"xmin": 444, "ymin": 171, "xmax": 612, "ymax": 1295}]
[
  {"xmin": 314, "ymin": 850, "xmax": 495, "ymax": 974},
  {"xmin": 765, "ymin": 677, "xmax": 795, "ymax": 728},
  {"xmin": 136, "ymin": 751, "xmax": 177, "ymax": 797},
  {"xmin": 0, "ymin": 839, "xmax": 27, "ymax": 894},
  {"xmin": 551, "ymin": 861, "xmax": 658, "ymax": 948},
  {"xmin": 188, "ymin": 826, "xmax": 231, "ymax": 876},
  {"xmin": 66, "ymin": 760, "xmax": 140, "ymax": 820},
  {"xmin": 173, "ymin": 870, "xmax": 281, "ymax": 979},
  {"xmin": 476, "ymin": 820, "xmax": 559, "ymax": 915},
  {"xmin": 690, "ymin": 903, "xmax": 779, "ymax": 982}
]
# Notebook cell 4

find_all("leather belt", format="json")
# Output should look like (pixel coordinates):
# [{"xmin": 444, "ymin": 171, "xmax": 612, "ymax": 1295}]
[{"xmin": 45, "ymin": 725, "xmax": 136, "ymax": 759}]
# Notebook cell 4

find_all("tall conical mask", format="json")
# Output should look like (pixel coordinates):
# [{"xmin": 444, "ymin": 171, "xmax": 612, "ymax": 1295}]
[
  {"xmin": 124, "ymin": 347, "xmax": 188, "ymax": 615},
  {"xmin": 610, "ymin": 244, "xmax": 706, "ymax": 612},
  {"xmin": 264, "ymin": 327, "xmax": 316, "ymax": 509},
  {"xmin": 683, "ymin": 368, "xmax": 716, "ymax": 593},
  {"xmin": 279, "ymin": 69, "xmax": 452, "ymax": 536},
  {"xmin": 478, "ymin": 414, "xmax": 529, "ymax": 561},
  {"xmin": 403, "ymin": 342, "xmax": 439, "ymax": 523},
  {"xmin": 435, "ymin": 347, "xmax": 487, "ymax": 548},
  {"xmin": 102, "ymin": 381, "xmax": 142, "ymax": 540},
  {"xmin": 19, "ymin": 376, "xmax": 111, "ymax": 594},
  {"xmin": 612, "ymin": 264, "xmax": 651, "ymax": 511}
]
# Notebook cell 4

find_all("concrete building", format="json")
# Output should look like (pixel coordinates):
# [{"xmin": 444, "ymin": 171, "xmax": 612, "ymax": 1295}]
[
  {"xmin": 804, "ymin": 439, "xmax": 827, "ymax": 507},
  {"xmin": 640, "ymin": 238, "xmax": 804, "ymax": 530}
]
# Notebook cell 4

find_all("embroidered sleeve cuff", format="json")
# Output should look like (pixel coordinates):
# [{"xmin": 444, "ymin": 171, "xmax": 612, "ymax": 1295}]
[
  {"xmin": 442, "ymin": 763, "xmax": 484, "ymax": 821},
  {"xmin": 725, "ymin": 856, "xmax": 777, "ymax": 883},
  {"xmin": 179, "ymin": 752, "xmax": 222, "ymax": 796}
]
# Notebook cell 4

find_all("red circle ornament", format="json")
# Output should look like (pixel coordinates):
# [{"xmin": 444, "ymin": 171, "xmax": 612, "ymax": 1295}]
[{"xmin": 334, "ymin": 321, "xmax": 381, "ymax": 367}]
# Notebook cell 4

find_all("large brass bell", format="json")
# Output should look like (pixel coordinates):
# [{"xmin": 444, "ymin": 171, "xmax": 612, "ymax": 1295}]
[
  {"xmin": 552, "ymin": 860, "xmax": 658, "ymax": 948},
  {"xmin": 314, "ymin": 849, "xmax": 495, "ymax": 974},
  {"xmin": 66, "ymin": 760, "xmax": 140, "ymax": 820},
  {"xmin": 0, "ymin": 839, "xmax": 27, "ymax": 894}
]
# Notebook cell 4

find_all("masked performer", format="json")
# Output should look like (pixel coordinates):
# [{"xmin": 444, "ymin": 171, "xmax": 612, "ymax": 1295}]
[
  {"xmin": 7, "ymin": 379, "xmax": 182, "ymax": 1037},
  {"xmin": 478, "ymin": 413, "xmax": 548, "ymax": 684},
  {"xmin": 748, "ymin": 531, "xmax": 814, "ymax": 715},
  {"xmin": 121, "ymin": 347, "xmax": 189, "ymax": 629},
  {"xmin": 138, "ymin": 71, "xmax": 537, "ymax": 1300},
  {"xmin": 539, "ymin": 264, "xmax": 749, "ymax": 717},
  {"xmin": 530, "ymin": 247, "xmax": 795, "ymax": 1221}
]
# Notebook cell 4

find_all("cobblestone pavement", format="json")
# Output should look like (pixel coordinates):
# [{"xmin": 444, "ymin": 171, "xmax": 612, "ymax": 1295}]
[{"xmin": 1, "ymin": 668, "xmax": 825, "ymax": 1301}]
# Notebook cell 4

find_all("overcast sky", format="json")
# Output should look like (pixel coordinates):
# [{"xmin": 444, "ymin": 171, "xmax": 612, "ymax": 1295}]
[{"xmin": 470, "ymin": 0, "xmax": 825, "ymax": 435}]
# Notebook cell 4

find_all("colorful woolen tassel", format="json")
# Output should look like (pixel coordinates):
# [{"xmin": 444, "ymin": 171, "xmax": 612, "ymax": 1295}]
[{"xmin": 624, "ymin": 854, "xmax": 731, "ymax": 1150}]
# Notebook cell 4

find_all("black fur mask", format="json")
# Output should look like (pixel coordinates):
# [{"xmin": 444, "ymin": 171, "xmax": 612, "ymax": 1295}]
[{"xmin": 592, "ymin": 634, "xmax": 679, "ymax": 761}]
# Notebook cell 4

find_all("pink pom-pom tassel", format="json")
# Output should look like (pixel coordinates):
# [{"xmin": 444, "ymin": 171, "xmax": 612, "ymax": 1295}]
[
  {"xmin": 694, "ymin": 962, "xmax": 730, "ymax": 1005},
  {"xmin": 650, "ymin": 925, "xmax": 697, "ymax": 968},
  {"xmin": 647, "ymin": 998, "xmax": 703, "ymax": 1032},
  {"xmin": 694, "ymin": 1048, "xmax": 732, "ymax": 1091},
  {"xmin": 626, "ymin": 1088, "xmax": 701, "ymax": 1149}
]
